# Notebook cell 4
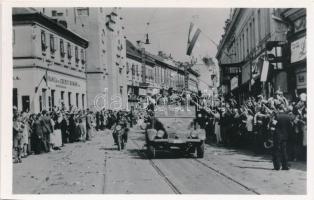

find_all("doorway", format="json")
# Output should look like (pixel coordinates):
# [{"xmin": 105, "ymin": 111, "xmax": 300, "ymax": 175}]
[{"xmin": 22, "ymin": 96, "xmax": 30, "ymax": 112}]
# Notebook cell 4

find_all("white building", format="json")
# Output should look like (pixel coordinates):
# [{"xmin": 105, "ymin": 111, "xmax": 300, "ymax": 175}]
[
  {"xmin": 39, "ymin": 7, "xmax": 128, "ymax": 110},
  {"xmin": 13, "ymin": 8, "xmax": 88, "ymax": 113}
]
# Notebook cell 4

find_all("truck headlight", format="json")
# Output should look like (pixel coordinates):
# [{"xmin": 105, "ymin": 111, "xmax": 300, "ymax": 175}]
[
  {"xmin": 190, "ymin": 130, "xmax": 198, "ymax": 138},
  {"xmin": 157, "ymin": 130, "xmax": 165, "ymax": 138}
]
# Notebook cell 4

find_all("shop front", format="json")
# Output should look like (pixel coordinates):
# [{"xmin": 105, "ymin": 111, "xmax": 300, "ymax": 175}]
[
  {"xmin": 13, "ymin": 67, "xmax": 87, "ymax": 113},
  {"xmin": 290, "ymin": 36, "xmax": 306, "ymax": 95}
]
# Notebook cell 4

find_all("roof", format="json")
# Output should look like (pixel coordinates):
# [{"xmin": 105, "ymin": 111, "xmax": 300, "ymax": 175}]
[
  {"xmin": 126, "ymin": 40, "xmax": 155, "ymax": 66},
  {"xmin": 13, "ymin": 9, "xmax": 89, "ymax": 48},
  {"xmin": 12, "ymin": 8, "xmax": 38, "ymax": 15},
  {"xmin": 280, "ymin": 8, "xmax": 306, "ymax": 22}
]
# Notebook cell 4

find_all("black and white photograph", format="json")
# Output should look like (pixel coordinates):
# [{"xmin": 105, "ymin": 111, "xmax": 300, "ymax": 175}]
[{"xmin": 0, "ymin": 1, "xmax": 312, "ymax": 199}]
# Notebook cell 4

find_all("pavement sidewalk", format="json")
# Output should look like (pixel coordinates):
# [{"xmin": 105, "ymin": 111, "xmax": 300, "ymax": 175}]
[
  {"xmin": 13, "ymin": 131, "xmax": 109, "ymax": 194},
  {"xmin": 201, "ymin": 143, "xmax": 307, "ymax": 194}
]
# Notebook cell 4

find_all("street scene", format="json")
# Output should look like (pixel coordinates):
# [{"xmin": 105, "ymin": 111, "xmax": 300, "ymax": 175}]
[{"xmin": 11, "ymin": 7, "xmax": 307, "ymax": 195}]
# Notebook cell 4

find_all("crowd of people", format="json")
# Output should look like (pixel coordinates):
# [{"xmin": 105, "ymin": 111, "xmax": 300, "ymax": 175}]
[
  {"xmin": 12, "ymin": 106, "xmax": 95, "ymax": 163},
  {"xmin": 12, "ymin": 104, "xmax": 137, "ymax": 163},
  {"xmin": 194, "ymin": 90, "xmax": 307, "ymax": 163},
  {"xmin": 143, "ymin": 88, "xmax": 306, "ymax": 165},
  {"xmin": 13, "ymin": 89, "xmax": 307, "ymax": 166}
]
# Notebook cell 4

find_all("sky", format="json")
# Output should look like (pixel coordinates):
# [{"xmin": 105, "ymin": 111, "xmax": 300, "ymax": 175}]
[{"xmin": 121, "ymin": 8, "xmax": 230, "ymax": 62}]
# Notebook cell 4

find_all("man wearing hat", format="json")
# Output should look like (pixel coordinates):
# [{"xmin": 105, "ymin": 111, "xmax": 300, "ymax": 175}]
[{"xmin": 272, "ymin": 103, "xmax": 291, "ymax": 170}]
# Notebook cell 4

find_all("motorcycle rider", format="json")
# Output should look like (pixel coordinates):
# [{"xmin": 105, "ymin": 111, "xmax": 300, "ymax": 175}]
[{"xmin": 112, "ymin": 111, "xmax": 129, "ymax": 145}]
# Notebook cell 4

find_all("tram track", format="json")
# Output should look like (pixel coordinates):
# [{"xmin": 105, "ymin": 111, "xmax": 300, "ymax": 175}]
[
  {"xmin": 192, "ymin": 158, "xmax": 260, "ymax": 194},
  {"xmin": 131, "ymin": 139, "xmax": 182, "ymax": 194},
  {"xmin": 131, "ymin": 138, "xmax": 260, "ymax": 194}
]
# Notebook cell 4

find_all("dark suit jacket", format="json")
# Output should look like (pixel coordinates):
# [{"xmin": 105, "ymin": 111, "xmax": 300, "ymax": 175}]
[
  {"xmin": 41, "ymin": 115, "xmax": 52, "ymax": 135},
  {"xmin": 275, "ymin": 112, "xmax": 292, "ymax": 141},
  {"xmin": 33, "ymin": 120, "xmax": 44, "ymax": 138}
]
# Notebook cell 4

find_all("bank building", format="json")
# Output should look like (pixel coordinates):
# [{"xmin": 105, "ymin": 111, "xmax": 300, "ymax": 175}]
[{"xmin": 13, "ymin": 8, "xmax": 89, "ymax": 113}]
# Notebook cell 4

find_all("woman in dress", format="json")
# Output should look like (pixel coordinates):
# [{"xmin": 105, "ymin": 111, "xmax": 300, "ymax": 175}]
[
  {"xmin": 21, "ymin": 112, "xmax": 30, "ymax": 158},
  {"xmin": 213, "ymin": 108, "xmax": 222, "ymax": 145},
  {"xmin": 52, "ymin": 112, "xmax": 63, "ymax": 149}
]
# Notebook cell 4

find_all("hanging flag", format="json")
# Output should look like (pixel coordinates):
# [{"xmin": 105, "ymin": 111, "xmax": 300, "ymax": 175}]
[
  {"xmin": 186, "ymin": 23, "xmax": 201, "ymax": 56},
  {"xmin": 260, "ymin": 60, "xmax": 269, "ymax": 82}
]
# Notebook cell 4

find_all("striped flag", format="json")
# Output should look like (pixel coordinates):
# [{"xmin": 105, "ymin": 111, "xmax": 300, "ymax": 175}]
[{"xmin": 186, "ymin": 23, "xmax": 201, "ymax": 56}]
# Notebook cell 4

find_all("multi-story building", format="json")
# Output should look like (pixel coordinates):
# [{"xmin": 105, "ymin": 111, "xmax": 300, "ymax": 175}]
[
  {"xmin": 39, "ymin": 7, "xmax": 128, "ymax": 110},
  {"xmin": 280, "ymin": 8, "xmax": 306, "ymax": 96},
  {"xmin": 216, "ymin": 8, "xmax": 289, "ymax": 101},
  {"xmin": 13, "ymin": 8, "xmax": 88, "ymax": 113},
  {"xmin": 126, "ymin": 40, "xmax": 199, "ymax": 107},
  {"xmin": 187, "ymin": 68, "xmax": 199, "ymax": 94}
]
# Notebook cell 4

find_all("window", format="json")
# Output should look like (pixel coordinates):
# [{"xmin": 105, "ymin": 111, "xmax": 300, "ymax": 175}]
[
  {"xmin": 239, "ymin": 37, "xmax": 242, "ymax": 61},
  {"xmin": 51, "ymin": 90, "xmax": 55, "ymax": 108},
  {"xmin": 13, "ymin": 29, "xmax": 15, "ymax": 45},
  {"xmin": 249, "ymin": 22, "xmax": 252, "ymax": 51},
  {"xmin": 52, "ymin": 10, "xmax": 57, "ymax": 16},
  {"xmin": 60, "ymin": 39, "xmax": 65, "ymax": 58},
  {"xmin": 75, "ymin": 46, "xmax": 79, "ymax": 63},
  {"xmin": 252, "ymin": 18, "xmax": 256, "ymax": 49},
  {"xmin": 39, "ymin": 96, "xmax": 42, "ymax": 112},
  {"xmin": 77, "ymin": 8, "xmax": 89, "ymax": 16},
  {"xmin": 50, "ymin": 34, "xmax": 56, "ymax": 54},
  {"xmin": 42, "ymin": 89, "xmax": 47, "ymax": 109},
  {"xmin": 82, "ymin": 94, "xmax": 85, "ymax": 109},
  {"xmin": 132, "ymin": 64, "xmax": 135, "ymax": 75},
  {"xmin": 76, "ymin": 93, "xmax": 79, "ymax": 107},
  {"xmin": 81, "ymin": 49, "xmax": 85, "ymax": 64},
  {"xmin": 61, "ymin": 91, "xmax": 64, "ymax": 101},
  {"xmin": 68, "ymin": 92, "xmax": 71, "ymax": 107},
  {"xmin": 246, "ymin": 28, "xmax": 249, "ymax": 55},
  {"xmin": 242, "ymin": 34, "xmax": 245, "ymax": 60},
  {"xmin": 266, "ymin": 9, "xmax": 271, "ymax": 35},
  {"xmin": 41, "ymin": 30, "xmax": 47, "ymax": 51},
  {"xmin": 257, "ymin": 9, "xmax": 261, "ymax": 42},
  {"xmin": 13, "ymin": 88, "xmax": 18, "ymax": 108},
  {"xmin": 126, "ymin": 62, "xmax": 129, "ymax": 74},
  {"xmin": 67, "ymin": 42, "xmax": 72, "ymax": 59}
]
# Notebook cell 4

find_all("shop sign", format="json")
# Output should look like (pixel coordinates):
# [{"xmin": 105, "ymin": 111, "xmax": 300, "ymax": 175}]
[
  {"xmin": 230, "ymin": 76, "xmax": 238, "ymax": 91},
  {"xmin": 241, "ymin": 63, "xmax": 250, "ymax": 84},
  {"xmin": 47, "ymin": 75, "xmax": 81, "ymax": 88},
  {"xmin": 296, "ymin": 71, "xmax": 306, "ymax": 89},
  {"xmin": 291, "ymin": 36, "xmax": 306, "ymax": 63},
  {"xmin": 251, "ymin": 57, "xmax": 263, "ymax": 79}
]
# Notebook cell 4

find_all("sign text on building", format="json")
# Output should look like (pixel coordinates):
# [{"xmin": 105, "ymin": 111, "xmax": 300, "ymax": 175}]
[{"xmin": 291, "ymin": 36, "xmax": 306, "ymax": 63}]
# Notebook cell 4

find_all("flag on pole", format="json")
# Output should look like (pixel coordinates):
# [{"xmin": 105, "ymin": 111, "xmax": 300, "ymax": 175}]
[{"xmin": 186, "ymin": 23, "xmax": 201, "ymax": 56}]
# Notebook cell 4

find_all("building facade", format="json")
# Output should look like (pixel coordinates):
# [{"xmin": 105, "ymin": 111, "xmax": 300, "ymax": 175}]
[
  {"xmin": 40, "ymin": 7, "xmax": 128, "ymax": 110},
  {"xmin": 216, "ymin": 8, "xmax": 290, "ymax": 101},
  {"xmin": 13, "ymin": 8, "xmax": 88, "ymax": 113},
  {"xmin": 281, "ymin": 8, "xmax": 306, "ymax": 96},
  {"xmin": 126, "ymin": 40, "xmax": 199, "ymax": 107}
]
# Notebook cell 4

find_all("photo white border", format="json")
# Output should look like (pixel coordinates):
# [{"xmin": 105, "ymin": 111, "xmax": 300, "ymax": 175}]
[{"xmin": 1, "ymin": 0, "xmax": 313, "ymax": 200}]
